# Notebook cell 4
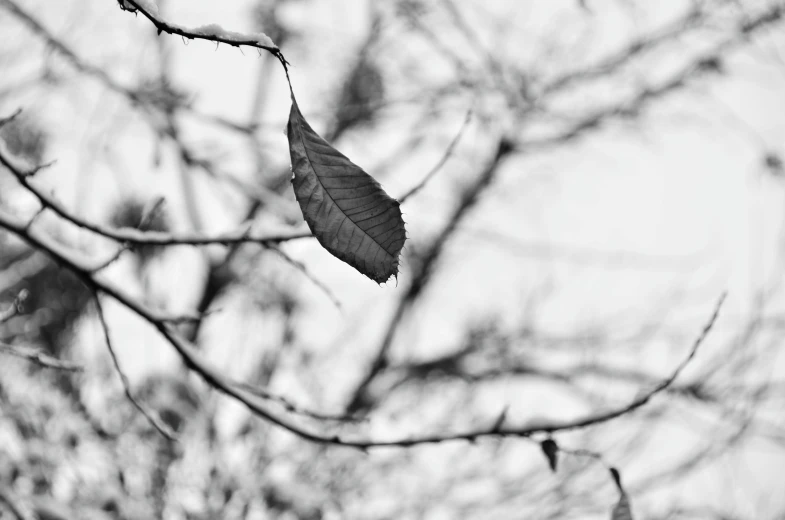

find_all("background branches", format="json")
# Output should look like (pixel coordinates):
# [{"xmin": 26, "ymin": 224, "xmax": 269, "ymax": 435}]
[{"xmin": 1, "ymin": 0, "xmax": 783, "ymax": 518}]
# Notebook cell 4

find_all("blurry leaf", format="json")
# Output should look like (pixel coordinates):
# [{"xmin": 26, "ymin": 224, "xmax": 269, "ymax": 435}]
[
  {"xmin": 540, "ymin": 438, "xmax": 558, "ymax": 472},
  {"xmin": 287, "ymin": 95, "xmax": 406, "ymax": 283}
]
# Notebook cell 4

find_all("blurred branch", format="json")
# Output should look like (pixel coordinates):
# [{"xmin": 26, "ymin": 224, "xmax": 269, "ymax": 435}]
[
  {"xmin": 344, "ymin": 137, "xmax": 515, "ymax": 413},
  {"xmin": 1, "ymin": 0, "xmax": 285, "ymax": 210},
  {"xmin": 524, "ymin": 2, "xmax": 785, "ymax": 148},
  {"xmin": 0, "ymin": 0, "xmax": 144, "ymax": 102},
  {"xmin": 398, "ymin": 106, "xmax": 473, "ymax": 204},
  {"xmin": 161, "ymin": 138, "xmax": 299, "ymax": 221},
  {"xmin": 0, "ymin": 142, "xmax": 726, "ymax": 449},
  {"xmin": 0, "ymin": 341, "xmax": 82, "ymax": 371},
  {"xmin": 265, "ymin": 244, "xmax": 342, "ymax": 310},
  {"xmin": 0, "ymin": 138, "xmax": 308, "ymax": 245},
  {"xmin": 540, "ymin": 6, "xmax": 705, "ymax": 95},
  {"xmin": 93, "ymin": 292, "xmax": 178, "ymax": 441}
]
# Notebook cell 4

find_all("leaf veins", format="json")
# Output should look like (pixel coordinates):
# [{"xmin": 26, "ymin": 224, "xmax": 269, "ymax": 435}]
[{"xmin": 287, "ymin": 95, "xmax": 406, "ymax": 283}]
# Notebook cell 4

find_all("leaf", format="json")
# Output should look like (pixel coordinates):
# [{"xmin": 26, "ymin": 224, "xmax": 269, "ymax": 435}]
[
  {"xmin": 287, "ymin": 95, "xmax": 406, "ymax": 283},
  {"xmin": 540, "ymin": 439, "xmax": 559, "ymax": 472}
]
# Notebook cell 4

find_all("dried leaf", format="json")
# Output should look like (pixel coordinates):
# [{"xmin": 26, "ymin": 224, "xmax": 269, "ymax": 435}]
[
  {"xmin": 287, "ymin": 95, "xmax": 406, "ymax": 283},
  {"xmin": 540, "ymin": 438, "xmax": 559, "ymax": 472}
]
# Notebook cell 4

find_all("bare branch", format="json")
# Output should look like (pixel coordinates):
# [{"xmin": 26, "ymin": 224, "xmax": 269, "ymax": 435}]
[
  {"xmin": 345, "ymin": 137, "xmax": 515, "ymax": 413},
  {"xmin": 0, "ymin": 342, "xmax": 83, "ymax": 371},
  {"xmin": 398, "ymin": 107, "xmax": 473, "ymax": 204},
  {"xmin": 121, "ymin": 0, "xmax": 280, "ymax": 55},
  {"xmin": 0, "ymin": 0, "xmax": 142, "ymax": 101},
  {"xmin": 0, "ymin": 137, "xmax": 309, "ymax": 246},
  {"xmin": 265, "ymin": 244, "xmax": 342, "ymax": 310},
  {"xmin": 540, "ymin": 7, "xmax": 705, "ymax": 95},
  {"xmin": 93, "ymin": 293, "xmax": 178, "ymax": 441},
  {"xmin": 89, "ymin": 246, "xmax": 129, "ymax": 273},
  {"xmin": 234, "ymin": 381, "xmax": 364, "ymax": 423},
  {"xmin": 524, "ymin": 3, "xmax": 785, "ymax": 148},
  {"xmin": 0, "ymin": 182, "xmax": 726, "ymax": 450}
]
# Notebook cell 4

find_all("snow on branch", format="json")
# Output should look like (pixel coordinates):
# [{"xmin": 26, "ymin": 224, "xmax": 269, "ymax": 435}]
[{"xmin": 121, "ymin": 0, "xmax": 278, "ymax": 54}]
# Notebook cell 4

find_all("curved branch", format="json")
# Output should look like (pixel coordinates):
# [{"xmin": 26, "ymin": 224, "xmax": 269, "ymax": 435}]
[
  {"xmin": 0, "ymin": 141, "xmax": 309, "ymax": 246},
  {"xmin": 0, "ymin": 193, "xmax": 726, "ymax": 450},
  {"xmin": 398, "ymin": 107, "xmax": 473, "ymax": 204},
  {"xmin": 122, "ymin": 0, "xmax": 279, "ymax": 55}
]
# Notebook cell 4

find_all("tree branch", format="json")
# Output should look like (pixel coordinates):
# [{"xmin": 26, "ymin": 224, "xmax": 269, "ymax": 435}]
[
  {"xmin": 0, "ymin": 137, "xmax": 308, "ymax": 246},
  {"xmin": 398, "ymin": 107, "xmax": 473, "ymax": 204},
  {"xmin": 0, "ymin": 342, "xmax": 83, "ymax": 371},
  {"xmin": 344, "ymin": 137, "xmax": 515, "ymax": 413},
  {"xmin": 0, "ymin": 164, "xmax": 726, "ymax": 450},
  {"xmin": 93, "ymin": 293, "xmax": 178, "ymax": 441},
  {"xmin": 122, "ymin": 0, "xmax": 280, "ymax": 55}
]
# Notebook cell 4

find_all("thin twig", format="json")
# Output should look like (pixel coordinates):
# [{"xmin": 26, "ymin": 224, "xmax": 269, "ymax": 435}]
[
  {"xmin": 0, "ymin": 206, "xmax": 726, "ymax": 449},
  {"xmin": 234, "ymin": 382, "xmax": 365, "ymax": 423},
  {"xmin": 122, "ymin": 0, "xmax": 279, "ymax": 54},
  {"xmin": 93, "ymin": 293, "xmax": 178, "ymax": 441},
  {"xmin": 398, "ymin": 107, "xmax": 473, "ymax": 204},
  {"xmin": 540, "ymin": 7, "xmax": 705, "ymax": 95},
  {"xmin": 90, "ymin": 246, "xmax": 129, "ymax": 272},
  {"xmin": 0, "ymin": 342, "xmax": 83, "ymax": 371},
  {"xmin": 523, "ymin": 4, "xmax": 785, "ymax": 149},
  {"xmin": 265, "ymin": 244, "xmax": 342, "ymax": 310},
  {"xmin": 0, "ymin": 0, "xmax": 141, "ymax": 101},
  {"xmin": 0, "ymin": 141, "xmax": 309, "ymax": 246},
  {"xmin": 345, "ymin": 138, "xmax": 514, "ymax": 413}
]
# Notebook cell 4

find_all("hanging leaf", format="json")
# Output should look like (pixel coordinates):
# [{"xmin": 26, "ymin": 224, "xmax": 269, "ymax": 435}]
[{"xmin": 287, "ymin": 94, "xmax": 406, "ymax": 283}]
